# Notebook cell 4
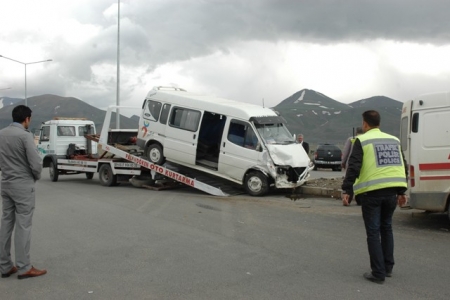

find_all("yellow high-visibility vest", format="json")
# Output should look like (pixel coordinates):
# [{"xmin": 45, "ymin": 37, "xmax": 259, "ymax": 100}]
[{"xmin": 353, "ymin": 128, "xmax": 407, "ymax": 195}]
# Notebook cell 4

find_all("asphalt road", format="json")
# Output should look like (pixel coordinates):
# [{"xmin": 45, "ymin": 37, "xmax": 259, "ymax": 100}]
[
  {"xmin": 1, "ymin": 172, "xmax": 449, "ymax": 300},
  {"xmin": 309, "ymin": 168, "xmax": 344, "ymax": 179}
]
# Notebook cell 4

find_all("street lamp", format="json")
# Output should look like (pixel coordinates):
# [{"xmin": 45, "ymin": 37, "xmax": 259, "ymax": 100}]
[
  {"xmin": 116, "ymin": 0, "xmax": 121, "ymax": 129},
  {"xmin": 0, "ymin": 55, "xmax": 52, "ymax": 106}
]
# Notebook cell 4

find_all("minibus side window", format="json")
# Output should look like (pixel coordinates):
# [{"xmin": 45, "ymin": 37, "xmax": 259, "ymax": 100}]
[
  {"xmin": 244, "ymin": 127, "xmax": 258, "ymax": 150},
  {"xmin": 169, "ymin": 107, "xmax": 201, "ymax": 132},
  {"xmin": 146, "ymin": 100, "xmax": 162, "ymax": 122},
  {"xmin": 228, "ymin": 121, "xmax": 258, "ymax": 150},
  {"xmin": 159, "ymin": 104, "xmax": 171, "ymax": 124}
]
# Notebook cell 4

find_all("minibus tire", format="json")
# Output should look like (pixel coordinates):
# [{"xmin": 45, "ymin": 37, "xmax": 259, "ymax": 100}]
[
  {"xmin": 244, "ymin": 171, "xmax": 269, "ymax": 196},
  {"xmin": 85, "ymin": 172, "xmax": 94, "ymax": 179},
  {"xmin": 99, "ymin": 164, "xmax": 117, "ymax": 186},
  {"xmin": 448, "ymin": 201, "xmax": 450, "ymax": 221},
  {"xmin": 49, "ymin": 161, "xmax": 59, "ymax": 182},
  {"xmin": 146, "ymin": 144, "xmax": 166, "ymax": 165}
]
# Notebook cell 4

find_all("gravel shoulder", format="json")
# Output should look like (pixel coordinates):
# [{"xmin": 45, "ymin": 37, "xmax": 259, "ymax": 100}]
[{"xmin": 305, "ymin": 176, "xmax": 344, "ymax": 190}]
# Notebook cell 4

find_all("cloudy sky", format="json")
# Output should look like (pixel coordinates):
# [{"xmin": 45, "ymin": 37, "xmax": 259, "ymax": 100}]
[{"xmin": 1, "ymin": 0, "xmax": 450, "ymax": 113}]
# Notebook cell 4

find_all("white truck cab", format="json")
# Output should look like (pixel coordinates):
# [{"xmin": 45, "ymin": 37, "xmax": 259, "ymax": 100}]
[{"xmin": 37, "ymin": 118, "xmax": 97, "ymax": 161}]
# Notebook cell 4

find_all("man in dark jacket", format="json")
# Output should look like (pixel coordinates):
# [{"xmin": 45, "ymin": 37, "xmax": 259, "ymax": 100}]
[{"xmin": 297, "ymin": 134, "xmax": 309, "ymax": 155}]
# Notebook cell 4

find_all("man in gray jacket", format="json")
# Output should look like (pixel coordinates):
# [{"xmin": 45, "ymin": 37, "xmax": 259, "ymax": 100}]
[{"xmin": 0, "ymin": 105, "xmax": 47, "ymax": 279}]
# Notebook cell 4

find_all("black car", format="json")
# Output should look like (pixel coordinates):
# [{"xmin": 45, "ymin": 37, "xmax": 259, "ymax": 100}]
[{"xmin": 313, "ymin": 144, "xmax": 342, "ymax": 171}]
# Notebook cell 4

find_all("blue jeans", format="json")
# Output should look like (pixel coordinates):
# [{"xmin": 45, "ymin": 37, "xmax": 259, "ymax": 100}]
[{"xmin": 360, "ymin": 194, "xmax": 397, "ymax": 279}]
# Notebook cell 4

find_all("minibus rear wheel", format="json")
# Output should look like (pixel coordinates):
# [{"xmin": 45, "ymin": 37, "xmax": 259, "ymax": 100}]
[
  {"xmin": 146, "ymin": 144, "xmax": 166, "ymax": 165},
  {"xmin": 244, "ymin": 171, "xmax": 269, "ymax": 196}
]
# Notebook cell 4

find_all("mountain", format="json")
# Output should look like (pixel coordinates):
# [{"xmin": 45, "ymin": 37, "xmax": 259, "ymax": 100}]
[
  {"xmin": 350, "ymin": 95, "xmax": 403, "ymax": 110},
  {"xmin": 276, "ymin": 89, "xmax": 352, "ymax": 110},
  {"xmin": 0, "ymin": 94, "xmax": 138, "ymax": 134},
  {"xmin": 0, "ymin": 97, "xmax": 22, "ymax": 109},
  {"xmin": 274, "ymin": 90, "xmax": 403, "ymax": 145}
]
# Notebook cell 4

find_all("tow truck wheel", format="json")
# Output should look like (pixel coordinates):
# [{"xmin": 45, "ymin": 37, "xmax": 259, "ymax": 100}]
[
  {"xmin": 99, "ymin": 164, "xmax": 117, "ymax": 186},
  {"xmin": 85, "ymin": 172, "xmax": 94, "ymax": 179},
  {"xmin": 244, "ymin": 171, "xmax": 269, "ymax": 197},
  {"xmin": 49, "ymin": 161, "xmax": 59, "ymax": 182},
  {"xmin": 146, "ymin": 144, "xmax": 166, "ymax": 165}
]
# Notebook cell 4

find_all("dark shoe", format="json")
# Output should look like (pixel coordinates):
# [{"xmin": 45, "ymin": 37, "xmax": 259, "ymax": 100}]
[
  {"xmin": 1, "ymin": 266, "xmax": 18, "ymax": 278},
  {"xmin": 386, "ymin": 271, "xmax": 392, "ymax": 278},
  {"xmin": 363, "ymin": 272, "xmax": 385, "ymax": 284},
  {"xmin": 17, "ymin": 266, "xmax": 47, "ymax": 280}
]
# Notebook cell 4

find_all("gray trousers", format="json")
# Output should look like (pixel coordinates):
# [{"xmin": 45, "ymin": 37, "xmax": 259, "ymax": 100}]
[{"xmin": 0, "ymin": 185, "xmax": 35, "ymax": 275}]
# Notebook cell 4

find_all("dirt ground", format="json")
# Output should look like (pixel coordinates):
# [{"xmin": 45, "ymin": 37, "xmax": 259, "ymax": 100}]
[{"xmin": 304, "ymin": 176, "xmax": 344, "ymax": 190}]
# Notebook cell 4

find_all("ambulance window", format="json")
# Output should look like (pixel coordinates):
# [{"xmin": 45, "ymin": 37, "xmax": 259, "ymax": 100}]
[
  {"xmin": 412, "ymin": 113, "xmax": 419, "ymax": 133},
  {"xmin": 146, "ymin": 100, "xmax": 162, "ymax": 122},
  {"xmin": 40, "ymin": 126, "xmax": 50, "ymax": 141},
  {"xmin": 169, "ymin": 107, "xmax": 201, "ymax": 132},
  {"xmin": 400, "ymin": 117, "xmax": 408, "ymax": 150},
  {"xmin": 159, "ymin": 104, "xmax": 171, "ymax": 125}
]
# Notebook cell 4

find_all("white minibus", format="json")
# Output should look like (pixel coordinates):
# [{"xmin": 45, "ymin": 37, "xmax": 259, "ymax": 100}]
[{"xmin": 136, "ymin": 87, "xmax": 312, "ymax": 196}]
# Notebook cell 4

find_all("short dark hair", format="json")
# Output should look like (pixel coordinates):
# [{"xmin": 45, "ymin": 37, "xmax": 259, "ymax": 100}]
[
  {"xmin": 12, "ymin": 105, "xmax": 32, "ymax": 123},
  {"xmin": 362, "ymin": 110, "xmax": 380, "ymax": 127}
]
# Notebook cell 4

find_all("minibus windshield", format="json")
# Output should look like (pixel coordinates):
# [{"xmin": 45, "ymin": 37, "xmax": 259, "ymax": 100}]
[{"xmin": 255, "ymin": 123, "xmax": 294, "ymax": 145}]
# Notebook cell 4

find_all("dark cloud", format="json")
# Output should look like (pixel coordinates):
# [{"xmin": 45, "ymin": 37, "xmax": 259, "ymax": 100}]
[{"xmin": 41, "ymin": 0, "xmax": 450, "ymax": 81}]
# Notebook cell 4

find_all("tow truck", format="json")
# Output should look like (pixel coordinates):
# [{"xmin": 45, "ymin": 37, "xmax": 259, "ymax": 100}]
[{"xmin": 37, "ymin": 107, "xmax": 239, "ymax": 196}]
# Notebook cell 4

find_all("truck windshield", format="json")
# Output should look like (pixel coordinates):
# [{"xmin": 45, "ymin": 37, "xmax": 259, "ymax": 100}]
[{"xmin": 255, "ymin": 123, "xmax": 294, "ymax": 145}]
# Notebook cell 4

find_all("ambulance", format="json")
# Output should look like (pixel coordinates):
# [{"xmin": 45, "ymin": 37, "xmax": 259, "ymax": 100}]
[{"xmin": 400, "ymin": 92, "xmax": 450, "ymax": 218}]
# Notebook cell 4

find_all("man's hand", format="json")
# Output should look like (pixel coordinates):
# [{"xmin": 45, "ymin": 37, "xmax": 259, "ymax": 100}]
[
  {"xmin": 342, "ymin": 193, "xmax": 350, "ymax": 206},
  {"xmin": 397, "ymin": 195, "xmax": 407, "ymax": 207}
]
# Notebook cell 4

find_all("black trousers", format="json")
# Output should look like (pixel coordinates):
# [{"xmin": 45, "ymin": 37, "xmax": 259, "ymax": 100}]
[{"xmin": 360, "ymin": 194, "xmax": 397, "ymax": 279}]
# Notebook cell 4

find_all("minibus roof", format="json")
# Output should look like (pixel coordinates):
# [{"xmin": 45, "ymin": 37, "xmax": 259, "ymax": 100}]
[{"xmin": 146, "ymin": 88, "xmax": 279, "ymax": 121}]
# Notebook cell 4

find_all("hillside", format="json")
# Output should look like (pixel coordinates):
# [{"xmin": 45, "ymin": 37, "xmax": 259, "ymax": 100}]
[
  {"xmin": 0, "ymin": 97, "xmax": 22, "ymax": 109},
  {"xmin": 274, "ymin": 90, "xmax": 403, "ymax": 145},
  {"xmin": 0, "ymin": 94, "xmax": 138, "ymax": 134}
]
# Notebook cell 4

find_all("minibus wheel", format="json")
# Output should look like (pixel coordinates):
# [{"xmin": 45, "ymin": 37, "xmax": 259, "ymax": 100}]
[
  {"xmin": 448, "ymin": 201, "xmax": 450, "ymax": 221},
  {"xmin": 244, "ymin": 171, "xmax": 269, "ymax": 196},
  {"xmin": 146, "ymin": 144, "xmax": 166, "ymax": 165}
]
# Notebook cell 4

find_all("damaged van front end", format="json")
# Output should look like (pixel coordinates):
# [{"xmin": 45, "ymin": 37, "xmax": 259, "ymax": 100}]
[
  {"xmin": 250, "ymin": 116, "xmax": 313, "ymax": 190},
  {"xmin": 265, "ymin": 144, "xmax": 313, "ymax": 189}
]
